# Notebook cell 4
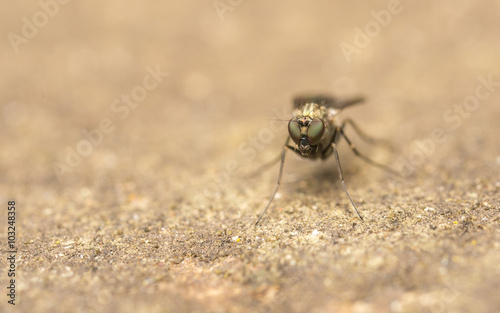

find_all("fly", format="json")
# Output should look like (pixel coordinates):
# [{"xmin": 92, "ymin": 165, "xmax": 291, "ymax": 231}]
[{"xmin": 255, "ymin": 94, "xmax": 398, "ymax": 225}]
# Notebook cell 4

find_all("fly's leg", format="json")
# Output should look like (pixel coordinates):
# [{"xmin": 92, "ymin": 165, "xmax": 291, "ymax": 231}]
[
  {"xmin": 255, "ymin": 144, "xmax": 296, "ymax": 225},
  {"xmin": 246, "ymin": 137, "xmax": 290, "ymax": 178},
  {"xmin": 339, "ymin": 126, "xmax": 401, "ymax": 177},
  {"xmin": 341, "ymin": 118, "xmax": 397, "ymax": 152},
  {"xmin": 245, "ymin": 153, "xmax": 281, "ymax": 179},
  {"xmin": 331, "ymin": 143, "xmax": 364, "ymax": 221}
]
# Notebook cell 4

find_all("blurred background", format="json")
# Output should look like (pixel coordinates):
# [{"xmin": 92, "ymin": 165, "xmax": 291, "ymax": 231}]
[
  {"xmin": 1, "ymin": 1, "xmax": 499, "ymax": 312},
  {"xmin": 2, "ymin": 1, "xmax": 499, "ymax": 192}
]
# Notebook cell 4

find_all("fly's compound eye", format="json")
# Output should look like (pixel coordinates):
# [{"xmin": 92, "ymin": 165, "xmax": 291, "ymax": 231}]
[
  {"xmin": 307, "ymin": 118, "xmax": 325, "ymax": 146},
  {"xmin": 288, "ymin": 119, "xmax": 301, "ymax": 145}
]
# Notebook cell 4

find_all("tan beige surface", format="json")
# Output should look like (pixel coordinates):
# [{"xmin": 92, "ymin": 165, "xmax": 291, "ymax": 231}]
[{"xmin": 1, "ymin": 1, "xmax": 500, "ymax": 312}]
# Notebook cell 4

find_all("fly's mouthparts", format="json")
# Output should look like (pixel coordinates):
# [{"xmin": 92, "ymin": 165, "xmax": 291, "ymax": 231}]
[{"xmin": 300, "ymin": 138, "xmax": 310, "ymax": 149}]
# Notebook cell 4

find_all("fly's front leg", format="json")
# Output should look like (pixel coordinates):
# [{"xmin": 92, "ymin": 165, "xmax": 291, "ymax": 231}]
[
  {"xmin": 246, "ymin": 137, "xmax": 290, "ymax": 178},
  {"xmin": 331, "ymin": 143, "xmax": 364, "ymax": 221},
  {"xmin": 255, "ymin": 143, "xmax": 296, "ymax": 225}
]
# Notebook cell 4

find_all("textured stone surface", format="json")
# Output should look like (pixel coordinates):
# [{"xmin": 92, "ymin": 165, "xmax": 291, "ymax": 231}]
[{"xmin": 1, "ymin": 1, "xmax": 499, "ymax": 312}]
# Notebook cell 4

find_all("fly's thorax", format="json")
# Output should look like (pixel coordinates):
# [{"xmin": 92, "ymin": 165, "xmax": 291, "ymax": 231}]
[{"xmin": 295, "ymin": 103, "xmax": 327, "ymax": 120}]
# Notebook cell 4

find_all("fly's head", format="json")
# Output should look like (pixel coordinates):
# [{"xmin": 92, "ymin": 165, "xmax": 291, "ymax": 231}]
[{"xmin": 288, "ymin": 114, "xmax": 325, "ymax": 156}]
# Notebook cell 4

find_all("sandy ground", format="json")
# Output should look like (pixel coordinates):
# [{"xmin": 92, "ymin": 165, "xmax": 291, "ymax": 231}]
[{"xmin": 1, "ymin": 1, "xmax": 500, "ymax": 312}]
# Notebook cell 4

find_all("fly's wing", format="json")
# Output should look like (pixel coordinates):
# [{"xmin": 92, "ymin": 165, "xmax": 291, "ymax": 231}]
[{"xmin": 293, "ymin": 94, "xmax": 365, "ymax": 110}]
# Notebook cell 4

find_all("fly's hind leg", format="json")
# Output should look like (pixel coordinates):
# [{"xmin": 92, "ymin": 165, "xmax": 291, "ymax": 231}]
[
  {"xmin": 338, "ymin": 126, "xmax": 401, "ymax": 177},
  {"xmin": 341, "ymin": 118, "xmax": 397, "ymax": 152}
]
